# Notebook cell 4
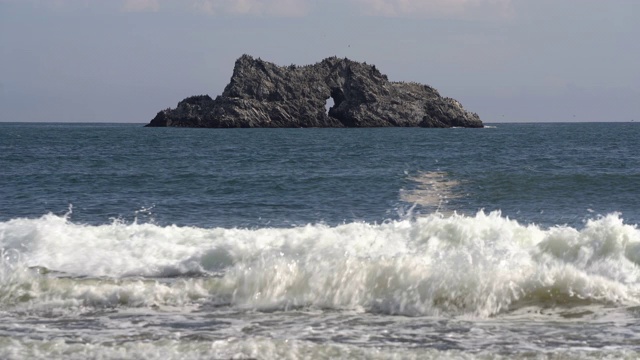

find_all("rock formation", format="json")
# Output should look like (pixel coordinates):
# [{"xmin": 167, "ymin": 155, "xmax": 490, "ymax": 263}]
[{"xmin": 146, "ymin": 55, "xmax": 483, "ymax": 128}]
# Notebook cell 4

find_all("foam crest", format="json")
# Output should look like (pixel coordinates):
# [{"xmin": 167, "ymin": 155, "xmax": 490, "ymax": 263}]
[{"xmin": 1, "ymin": 212, "xmax": 640, "ymax": 316}]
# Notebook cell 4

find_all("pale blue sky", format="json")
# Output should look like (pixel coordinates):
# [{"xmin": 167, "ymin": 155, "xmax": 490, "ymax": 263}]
[{"xmin": 1, "ymin": 0, "xmax": 638, "ymax": 123}]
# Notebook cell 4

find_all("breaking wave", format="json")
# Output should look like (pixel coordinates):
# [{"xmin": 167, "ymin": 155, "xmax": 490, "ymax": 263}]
[{"xmin": 1, "ymin": 211, "xmax": 640, "ymax": 317}]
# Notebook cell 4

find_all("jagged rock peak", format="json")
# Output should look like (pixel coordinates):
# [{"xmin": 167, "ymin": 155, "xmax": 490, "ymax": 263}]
[{"xmin": 146, "ymin": 55, "xmax": 483, "ymax": 128}]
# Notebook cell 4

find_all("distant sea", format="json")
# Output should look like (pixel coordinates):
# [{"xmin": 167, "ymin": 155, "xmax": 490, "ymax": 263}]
[{"xmin": 1, "ymin": 122, "xmax": 640, "ymax": 359}]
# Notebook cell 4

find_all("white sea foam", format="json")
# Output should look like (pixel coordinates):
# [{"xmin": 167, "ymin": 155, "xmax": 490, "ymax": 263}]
[
  {"xmin": 0, "ymin": 337, "xmax": 637, "ymax": 360},
  {"xmin": 1, "ymin": 211, "xmax": 640, "ymax": 317}
]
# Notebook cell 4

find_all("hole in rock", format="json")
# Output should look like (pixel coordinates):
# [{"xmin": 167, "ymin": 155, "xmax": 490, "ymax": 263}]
[{"xmin": 325, "ymin": 97, "xmax": 335, "ymax": 115}]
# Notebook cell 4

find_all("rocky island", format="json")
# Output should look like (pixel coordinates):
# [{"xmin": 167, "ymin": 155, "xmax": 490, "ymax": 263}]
[{"xmin": 146, "ymin": 55, "xmax": 483, "ymax": 128}]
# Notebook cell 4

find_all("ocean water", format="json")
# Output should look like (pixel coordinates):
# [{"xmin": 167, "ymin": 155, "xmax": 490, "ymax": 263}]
[{"xmin": 1, "ymin": 122, "xmax": 640, "ymax": 359}]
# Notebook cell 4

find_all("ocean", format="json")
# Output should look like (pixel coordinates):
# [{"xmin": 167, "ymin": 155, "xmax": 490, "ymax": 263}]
[{"xmin": 1, "ymin": 122, "xmax": 639, "ymax": 359}]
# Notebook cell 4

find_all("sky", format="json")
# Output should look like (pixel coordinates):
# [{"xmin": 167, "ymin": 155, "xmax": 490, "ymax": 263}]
[{"xmin": 0, "ymin": 0, "xmax": 638, "ymax": 123}]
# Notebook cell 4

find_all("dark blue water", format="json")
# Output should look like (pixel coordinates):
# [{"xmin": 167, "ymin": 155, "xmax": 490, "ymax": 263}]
[{"xmin": 2, "ymin": 122, "xmax": 639, "ymax": 228}]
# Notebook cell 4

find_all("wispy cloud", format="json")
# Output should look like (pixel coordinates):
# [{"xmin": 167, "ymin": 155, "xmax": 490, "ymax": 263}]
[
  {"xmin": 190, "ymin": 0, "xmax": 514, "ymax": 19},
  {"xmin": 0, "ymin": 0, "xmax": 91, "ymax": 9},
  {"xmin": 121, "ymin": 0, "xmax": 159, "ymax": 12},
  {"xmin": 192, "ymin": 0, "xmax": 309, "ymax": 17},
  {"xmin": 2, "ymin": 0, "xmax": 512, "ymax": 19},
  {"xmin": 350, "ymin": 0, "xmax": 514, "ymax": 19}
]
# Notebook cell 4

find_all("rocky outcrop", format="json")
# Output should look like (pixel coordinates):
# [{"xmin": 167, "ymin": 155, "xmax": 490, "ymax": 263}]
[{"xmin": 146, "ymin": 55, "xmax": 483, "ymax": 128}]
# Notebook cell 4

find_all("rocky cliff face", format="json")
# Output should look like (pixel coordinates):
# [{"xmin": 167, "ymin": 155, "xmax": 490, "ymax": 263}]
[{"xmin": 146, "ymin": 55, "xmax": 483, "ymax": 128}]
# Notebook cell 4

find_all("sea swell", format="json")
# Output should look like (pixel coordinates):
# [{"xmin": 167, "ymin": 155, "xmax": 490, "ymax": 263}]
[{"xmin": 1, "ymin": 211, "xmax": 640, "ymax": 317}]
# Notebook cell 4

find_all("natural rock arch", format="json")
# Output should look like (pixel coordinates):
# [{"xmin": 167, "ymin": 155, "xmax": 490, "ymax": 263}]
[{"xmin": 146, "ymin": 55, "xmax": 483, "ymax": 128}]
